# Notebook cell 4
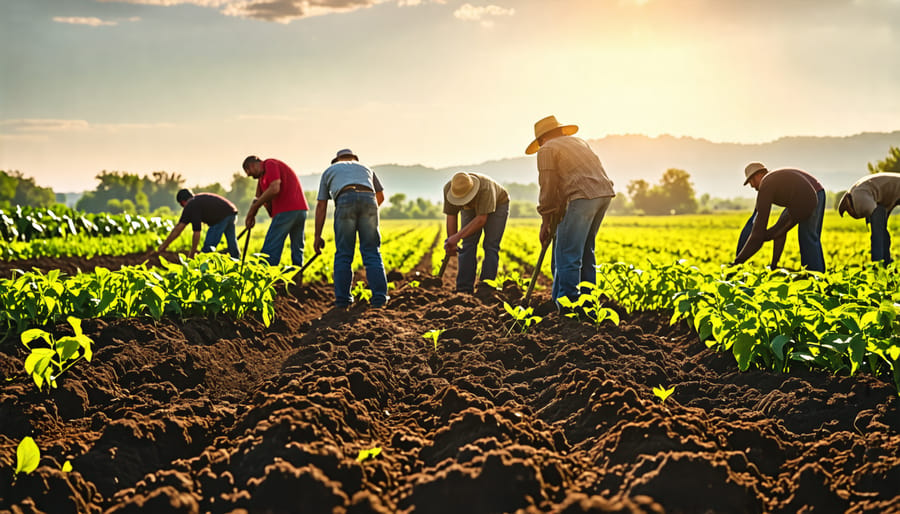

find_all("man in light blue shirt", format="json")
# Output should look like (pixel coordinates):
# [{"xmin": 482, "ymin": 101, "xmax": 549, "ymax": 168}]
[{"xmin": 314, "ymin": 148, "xmax": 388, "ymax": 308}]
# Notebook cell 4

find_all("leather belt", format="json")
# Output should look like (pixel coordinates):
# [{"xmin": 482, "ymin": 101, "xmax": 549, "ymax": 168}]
[{"xmin": 337, "ymin": 184, "xmax": 374, "ymax": 199}]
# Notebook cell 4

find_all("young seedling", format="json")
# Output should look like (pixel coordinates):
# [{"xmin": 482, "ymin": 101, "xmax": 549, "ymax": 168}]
[
  {"xmin": 503, "ymin": 302, "xmax": 543, "ymax": 335},
  {"xmin": 15, "ymin": 437, "xmax": 40, "ymax": 476},
  {"xmin": 21, "ymin": 316, "xmax": 94, "ymax": 391},
  {"xmin": 652, "ymin": 384, "xmax": 676, "ymax": 404},
  {"xmin": 356, "ymin": 447, "xmax": 382, "ymax": 463},
  {"xmin": 351, "ymin": 281, "xmax": 373, "ymax": 304},
  {"xmin": 422, "ymin": 329, "xmax": 445, "ymax": 351}
]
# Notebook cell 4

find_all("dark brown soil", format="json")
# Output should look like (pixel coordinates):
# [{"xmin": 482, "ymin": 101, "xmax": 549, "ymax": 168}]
[{"xmin": 1, "ymin": 252, "xmax": 898, "ymax": 514}]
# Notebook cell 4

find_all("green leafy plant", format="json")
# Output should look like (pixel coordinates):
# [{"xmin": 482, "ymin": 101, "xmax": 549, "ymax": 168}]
[
  {"xmin": 21, "ymin": 317, "xmax": 93, "ymax": 391},
  {"xmin": 503, "ymin": 302, "xmax": 542, "ymax": 335},
  {"xmin": 652, "ymin": 384, "xmax": 675, "ymax": 404},
  {"xmin": 422, "ymin": 329, "xmax": 445, "ymax": 350},
  {"xmin": 356, "ymin": 447, "xmax": 382, "ymax": 463},
  {"xmin": 558, "ymin": 282, "xmax": 621, "ymax": 326},
  {"xmin": 351, "ymin": 281, "xmax": 373, "ymax": 304},
  {"xmin": 61, "ymin": 460, "xmax": 73, "ymax": 472},
  {"xmin": 15, "ymin": 436, "xmax": 40, "ymax": 475}
]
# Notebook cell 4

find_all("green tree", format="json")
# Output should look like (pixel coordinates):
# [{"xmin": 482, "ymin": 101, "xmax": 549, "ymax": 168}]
[
  {"xmin": 868, "ymin": 146, "xmax": 900, "ymax": 174},
  {"xmin": 627, "ymin": 169, "xmax": 698, "ymax": 215},
  {"xmin": 0, "ymin": 170, "xmax": 56, "ymax": 208}
]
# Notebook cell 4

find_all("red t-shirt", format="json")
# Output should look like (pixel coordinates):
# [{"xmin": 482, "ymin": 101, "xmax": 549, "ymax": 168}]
[{"xmin": 257, "ymin": 158, "xmax": 309, "ymax": 215}]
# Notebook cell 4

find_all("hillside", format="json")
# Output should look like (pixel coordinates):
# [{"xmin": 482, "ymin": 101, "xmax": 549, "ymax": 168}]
[{"xmin": 297, "ymin": 131, "xmax": 900, "ymax": 201}]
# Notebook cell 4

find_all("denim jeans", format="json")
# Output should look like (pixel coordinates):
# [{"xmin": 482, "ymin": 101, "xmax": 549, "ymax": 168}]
[
  {"xmin": 261, "ymin": 210, "xmax": 307, "ymax": 266},
  {"xmin": 333, "ymin": 191, "xmax": 388, "ymax": 307},
  {"xmin": 797, "ymin": 190, "xmax": 826, "ymax": 272},
  {"xmin": 736, "ymin": 191, "xmax": 826, "ymax": 272},
  {"xmin": 552, "ymin": 196, "xmax": 612, "ymax": 304},
  {"xmin": 457, "ymin": 202, "xmax": 509, "ymax": 292},
  {"xmin": 868, "ymin": 204, "xmax": 892, "ymax": 264},
  {"xmin": 203, "ymin": 214, "xmax": 240, "ymax": 259}
]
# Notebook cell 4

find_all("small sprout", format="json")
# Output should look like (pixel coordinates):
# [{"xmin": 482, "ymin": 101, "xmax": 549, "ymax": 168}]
[
  {"xmin": 351, "ymin": 281, "xmax": 373, "ymax": 303},
  {"xmin": 15, "ymin": 437, "xmax": 40, "ymax": 475},
  {"xmin": 652, "ymin": 384, "xmax": 676, "ymax": 404},
  {"xmin": 503, "ymin": 302, "xmax": 542, "ymax": 335},
  {"xmin": 356, "ymin": 447, "xmax": 382, "ymax": 463},
  {"xmin": 422, "ymin": 329, "xmax": 445, "ymax": 350},
  {"xmin": 408, "ymin": 280, "xmax": 420, "ymax": 288},
  {"xmin": 61, "ymin": 460, "xmax": 73, "ymax": 473},
  {"xmin": 481, "ymin": 278, "xmax": 503, "ymax": 291}
]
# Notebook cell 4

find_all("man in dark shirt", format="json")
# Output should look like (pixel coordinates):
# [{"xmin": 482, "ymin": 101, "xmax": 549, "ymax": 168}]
[
  {"xmin": 157, "ymin": 189, "xmax": 240, "ymax": 259},
  {"xmin": 734, "ymin": 162, "xmax": 826, "ymax": 272}
]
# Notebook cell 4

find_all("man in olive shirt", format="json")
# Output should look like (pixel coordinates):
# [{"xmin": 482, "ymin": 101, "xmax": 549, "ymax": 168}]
[
  {"xmin": 526, "ymin": 115, "xmax": 615, "ymax": 305},
  {"xmin": 443, "ymin": 172, "xmax": 510, "ymax": 293},
  {"xmin": 157, "ymin": 189, "xmax": 240, "ymax": 259},
  {"xmin": 838, "ymin": 172, "xmax": 900, "ymax": 264},
  {"xmin": 734, "ymin": 162, "xmax": 826, "ymax": 272}
]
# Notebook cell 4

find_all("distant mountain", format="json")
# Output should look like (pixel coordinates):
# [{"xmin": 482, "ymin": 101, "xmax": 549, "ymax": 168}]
[{"xmin": 298, "ymin": 131, "xmax": 900, "ymax": 201}]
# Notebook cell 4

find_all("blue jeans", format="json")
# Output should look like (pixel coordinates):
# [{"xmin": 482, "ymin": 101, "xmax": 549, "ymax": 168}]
[
  {"xmin": 203, "ymin": 213, "xmax": 240, "ymax": 258},
  {"xmin": 797, "ymin": 190, "xmax": 826, "ymax": 272},
  {"xmin": 552, "ymin": 197, "xmax": 612, "ymax": 304},
  {"xmin": 868, "ymin": 204, "xmax": 892, "ymax": 264},
  {"xmin": 457, "ymin": 202, "xmax": 509, "ymax": 292},
  {"xmin": 333, "ymin": 191, "xmax": 388, "ymax": 307},
  {"xmin": 262, "ymin": 210, "xmax": 307, "ymax": 266}
]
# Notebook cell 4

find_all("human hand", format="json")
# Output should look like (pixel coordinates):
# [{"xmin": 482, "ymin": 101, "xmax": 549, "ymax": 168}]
[
  {"xmin": 443, "ymin": 237, "xmax": 458, "ymax": 255},
  {"xmin": 539, "ymin": 223, "xmax": 552, "ymax": 247},
  {"xmin": 314, "ymin": 237, "xmax": 325, "ymax": 254}
]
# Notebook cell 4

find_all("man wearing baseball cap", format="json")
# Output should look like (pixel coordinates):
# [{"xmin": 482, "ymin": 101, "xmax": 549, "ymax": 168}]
[
  {"xmin": 442, "ymin": 172, "xmax": 510, "ymax": 293},
  {"xmin": 526, "ymin": 115, "xmax": 616, "ymax": 307},
  {"xmin": 734, "ymin": 162, "xmax": 826, "ymax": 272},
  {"xmin": 838, "ymin": 172, "xmax": 900, "ymax": 264}
]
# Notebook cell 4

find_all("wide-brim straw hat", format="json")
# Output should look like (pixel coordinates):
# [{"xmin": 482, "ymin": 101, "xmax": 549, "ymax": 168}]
[
  {"xmin": 743, "ymin": 162, "xmax": 767, "ymax": 185},
  {"xmin": 331, "ymin": 148, "xmax": 359, "ymax": 164},
  {"xmin": 525, "ymin": 115, "xmax": 578, "ymax": 155},
  {"xmin": 446, "ymin": 172, "xmax": 480, "ymax": 206}
]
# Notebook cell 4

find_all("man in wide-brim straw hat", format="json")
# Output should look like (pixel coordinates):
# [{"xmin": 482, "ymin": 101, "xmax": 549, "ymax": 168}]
[
  {"xmin": 442, "ymin": 171, "xmax": 510, "ymax": 293},
  {"xmin": 837, "ymin": 172, "xmax": 900, "ymax": 265},
  {"xmin": 526, "ymin": 115, "xmax": 615, "ymax": 307},
  {"xmin": 734, "ymin": 162, "xmax": 826, "ymax": 272}
]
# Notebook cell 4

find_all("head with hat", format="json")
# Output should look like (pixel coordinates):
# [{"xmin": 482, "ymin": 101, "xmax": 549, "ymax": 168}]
[
  {"xmin": 525, "ymin": 115, "xmax": 578, "ymax": 155},
  {"xmin": 743, "ymin": 162, "xmax": 768, "ymax": 190},
  {"xmin": 331, "ymin": 148, "xmax": 359, "ymax": 165},
  {"xmin": 838, "ymin": 191, "xmax": 857, "ymax": 218},
  {"xmin": 445, "ymin": 172, "xmax": 481, "ymax": 206},
  {"xmin": 175, "ymin": 188, "xmax": 193, "ymax": 206}
]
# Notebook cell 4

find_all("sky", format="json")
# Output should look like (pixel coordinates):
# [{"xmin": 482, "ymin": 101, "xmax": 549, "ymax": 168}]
[{"xmin": 1, "ymin": 0, "xmax": 899, "ymax": 192}]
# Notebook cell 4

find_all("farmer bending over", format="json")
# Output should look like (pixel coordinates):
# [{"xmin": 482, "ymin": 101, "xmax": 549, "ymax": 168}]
[
  {"xmin": 242, "ymin": 155, "xmax": 309, "ymax": 266},
  {"xmin": 314, "ymin": 148, "xmax": 389, "ymax": 308},
  {"xmin": 442, "ymin": 172, "xmax": 510, "ymax": 294},
  {"xmin": 838, "ymin": 172, "xmax": 900, "ymax": 265},
  {"xmin": 734, "ymin": 162, "xmax": 826, "ymax": 272},
  {"xmin": 157, "ymin": 189, "xmax": 240, "ymax": 259}
]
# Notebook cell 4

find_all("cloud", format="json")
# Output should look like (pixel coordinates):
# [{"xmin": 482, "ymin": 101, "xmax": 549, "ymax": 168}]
[
  {"xmin": 0, "ymin": 119, "xmax": 91, "ymax": 132},
  {"xmin": 99, "ymin": 0, "xmax": 446, "ymax": 23},
  {"xmin": 453, "ymin": 3, "xmax": 514, "ymax": 28},
  {"xmin": 0, "ymin": 119, "xmax": 175, "ymax": 134},
  {"xmin": 52, "ymin": 16, "xmax": 120, "ymax": 26}
]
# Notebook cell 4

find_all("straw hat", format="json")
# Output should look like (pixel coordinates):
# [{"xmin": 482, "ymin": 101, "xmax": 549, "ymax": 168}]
[
  {"xmin": 331, "ymin": 148, "xmax": 359, "ymax": 164},
  {"xmin": 743, "ymin": 162, "xmax": 767, "ymax": 185},
  {"xmin": 525, "ymin": 115, "xmax": 578, "ymax": 155},
  {"xmin": 446, "ymin": 172, "xmax": 480, "ymax": 206}
]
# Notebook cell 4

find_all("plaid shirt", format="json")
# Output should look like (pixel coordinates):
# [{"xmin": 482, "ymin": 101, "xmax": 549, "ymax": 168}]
[{"xmin": 536, "ymin": 135, "xmax": 615, "ymax": 217}]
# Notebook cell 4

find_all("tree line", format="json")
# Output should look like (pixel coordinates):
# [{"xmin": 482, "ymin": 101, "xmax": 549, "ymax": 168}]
[{"xmin": 3, "ymin": 145, "xmax": 895, "ymax": 217}]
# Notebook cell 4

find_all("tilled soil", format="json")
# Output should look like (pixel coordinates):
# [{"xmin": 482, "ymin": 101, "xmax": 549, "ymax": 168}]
[{"xmin": 0, "ymin": 253, "xmax": 898, "ymax": 514}]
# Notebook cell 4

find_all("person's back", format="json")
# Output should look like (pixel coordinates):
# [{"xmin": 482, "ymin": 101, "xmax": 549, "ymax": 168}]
[
  {"xmin": 845, "ymin": 172, "xmax": 900, "ymax": 216},
  {"xmin": 262, "ymin": 158, "xmax": 309, "ymax": 215},
  {"xmin": 536, "ymin": 135, "xmax": 615, "ymax": 207},
  {"xmin": 179, "ymin": 193, "xmax": 237, "ymax": 229},
  {"xmin": 756, "ymin": 168, "xmax": 821, "ymax": 220}
]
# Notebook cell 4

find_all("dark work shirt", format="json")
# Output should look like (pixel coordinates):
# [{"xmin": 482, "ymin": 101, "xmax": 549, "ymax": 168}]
[
  {"xmin": 735, "ymin": 168, "xmax": 823, "ymax": 264},
  {"xmin": 178, "ymin": 193, "xmax": 238, "ymax": 231}
]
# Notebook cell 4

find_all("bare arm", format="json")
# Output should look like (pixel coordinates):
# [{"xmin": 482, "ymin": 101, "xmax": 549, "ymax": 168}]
[
  {"xmin": 314, "ymin": 199, "xmax": 328, "ymax": 254},
  {"xmin": 157, "ymin": 222, "xmax": 187, "ymax": 252},
  {"xmin": 245, "ymin": 179, "xmax": 281, "ymax": 228},
  {"xmin": 375, "ymin": 191, "xmax": 384, "ymax": 206}
]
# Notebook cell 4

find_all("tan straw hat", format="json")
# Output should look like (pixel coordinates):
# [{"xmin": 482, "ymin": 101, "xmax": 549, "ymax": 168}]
[
  {"xmin": 525, "ymin": 115, "xmax": 578, "ymax": 155},
  {"xmin": 743, "ymin": 162, "xmax": 767, "ymax": 185},
  {"xmin": 446, "ymin": 172, "xmax": 480, "ymax": 206}
]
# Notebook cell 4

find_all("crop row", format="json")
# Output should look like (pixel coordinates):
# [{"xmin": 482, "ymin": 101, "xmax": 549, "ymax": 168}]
[{"xmin": 0, "ymin": 205, "xmax": 174, "ymax": 246}]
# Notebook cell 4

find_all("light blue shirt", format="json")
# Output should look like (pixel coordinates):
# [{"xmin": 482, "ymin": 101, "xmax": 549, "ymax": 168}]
[{"xmin": 317, "ymin": 162, "xmax": 384, "ymax": 201}]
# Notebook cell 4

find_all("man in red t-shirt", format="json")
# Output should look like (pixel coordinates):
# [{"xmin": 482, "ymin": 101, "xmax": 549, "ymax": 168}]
[{"xmin": 242, "ymin": 155, "xmax": 310, "ymax": 266}]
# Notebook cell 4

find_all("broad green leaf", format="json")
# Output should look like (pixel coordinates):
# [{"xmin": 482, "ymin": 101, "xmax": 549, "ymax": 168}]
[
  {"xmin": 15, "ymin": 437, "xmax": 40, "ymax": 475},
  {"xmin": 21, "ymin": 329, "xmax": 50, "ymax": 347},
  {"xmin": 733, "ymin": 332, "xmax": 756, "ymax": 371}
]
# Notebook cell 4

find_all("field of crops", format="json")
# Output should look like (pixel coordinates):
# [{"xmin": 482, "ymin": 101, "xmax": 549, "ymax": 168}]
[{"xmin": 1, "ymin": 212, "xmax": 898, "ymax": 512}]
